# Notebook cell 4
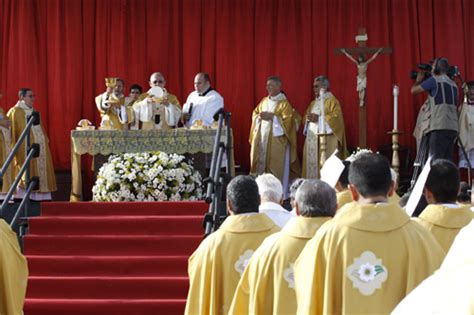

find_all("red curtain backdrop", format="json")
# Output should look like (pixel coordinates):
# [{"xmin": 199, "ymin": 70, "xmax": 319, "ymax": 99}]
[{"xmin": 1, "ymin": 0, "xmax": 473, "ymax": 171}]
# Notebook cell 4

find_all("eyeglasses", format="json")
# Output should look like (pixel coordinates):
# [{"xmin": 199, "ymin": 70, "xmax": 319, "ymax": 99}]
[
  {"xmin": 153, "ymin": 80, "xmax": 165, "ymax": 84},
  {"xmin": 130, "ymin": 90, "xmax": 140, "ymax": 94}
]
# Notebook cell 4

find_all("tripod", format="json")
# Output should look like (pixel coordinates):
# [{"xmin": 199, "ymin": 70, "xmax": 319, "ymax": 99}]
[{"xmin": 408, "ymin": 133, "xmax": 472, "ymax": 192}]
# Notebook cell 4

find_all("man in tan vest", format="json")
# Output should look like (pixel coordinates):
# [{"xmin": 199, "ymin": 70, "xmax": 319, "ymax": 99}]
[{"xmin": 411, "ymin": 58, "xmax": 459, "ymax": 161}]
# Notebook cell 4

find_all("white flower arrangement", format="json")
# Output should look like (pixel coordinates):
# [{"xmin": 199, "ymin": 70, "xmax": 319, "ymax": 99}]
[
  {"xmin": 346, "ymin": 148, "xmax": 375, "ymax": 162},
  {"xmin": 92, "ymin": 151, "xmax": 203, "ymax": 202}
]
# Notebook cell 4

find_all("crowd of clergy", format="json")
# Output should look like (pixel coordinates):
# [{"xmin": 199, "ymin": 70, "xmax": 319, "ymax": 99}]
[
  {"xmin": 185, "ymin": 153, "xmax": 474, "ymax": 314},
  {"xmin": 1, "ymin": 70, "xmax": 474, "ymax": 314}
]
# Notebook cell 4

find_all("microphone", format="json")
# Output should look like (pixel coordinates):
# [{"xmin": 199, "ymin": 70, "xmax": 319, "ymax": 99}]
[
  {"xmin": 183, "ymin": 103, "xmax": 193, "ymax": 124},
  {"xmin": 188, "ymin": 103, "xmax": 193, "ymax": 115}
]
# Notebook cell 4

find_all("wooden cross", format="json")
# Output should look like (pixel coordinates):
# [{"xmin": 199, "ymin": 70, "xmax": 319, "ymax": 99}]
[{"xmin": 334, "ymin": 27, "xmax": 392, "ymax": 148}]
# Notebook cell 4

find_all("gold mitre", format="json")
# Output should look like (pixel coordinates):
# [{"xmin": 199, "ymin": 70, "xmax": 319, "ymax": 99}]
[{"xmin": 105, "ymin": 77, "xmax": 118, "ymax": 88}]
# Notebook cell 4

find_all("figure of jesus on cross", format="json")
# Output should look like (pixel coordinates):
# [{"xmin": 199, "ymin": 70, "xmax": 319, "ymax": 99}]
[
  {"xmin": 334, "ymin": 27, "xmax": 391, "ymax": 147},
  {"xmin": 341, "ymin": 47, "xmax": 383, "ymax": 107}
]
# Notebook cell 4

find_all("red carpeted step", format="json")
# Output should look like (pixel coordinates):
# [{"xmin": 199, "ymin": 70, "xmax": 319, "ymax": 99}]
[
  {"xmin": 27, "ymin": 276, "xmax": 188, "ymax": 299},
  {"xmin": 27, "ymin": 255, "xmax": 189, "ymax": 276},
  {"xmin": 28, "ymin": 215, "xmax": 203, "ymax": 235},
  {"xmin": 24, "ymin": 235, "xmax": 202, "ymax": 255},
  {"xmin": 24, "ymin": 298, "xmax": 186, "ymax": 315},
  {"xmin": 23, "ymin": 201, "xmax": 203, "ymax": 314},
  {"xmin": 41, "ymin": 201, "xmax": 208, "ymax": 216}
]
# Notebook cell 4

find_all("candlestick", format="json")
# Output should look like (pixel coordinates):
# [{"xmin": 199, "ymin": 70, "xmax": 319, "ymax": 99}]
[
  {"xmin": 387, "ymin": 130, "xmax": 403, "ymax": 175},
  {"xmin": 393, "ymin": 85, "xmax": 399, "ymax": 131}
]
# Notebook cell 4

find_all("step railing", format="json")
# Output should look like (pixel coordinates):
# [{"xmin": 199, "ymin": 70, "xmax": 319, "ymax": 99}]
[
  {"xmin": 0, "ymin": 111, "xmax": 41, "ymax": 239},
  {"xmin": 203, "ymin": 109, "xmax": 232, "ymax": 237}
]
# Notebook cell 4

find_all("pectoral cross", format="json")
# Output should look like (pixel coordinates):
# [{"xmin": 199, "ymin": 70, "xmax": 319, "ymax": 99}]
[{"xmin": 334, "ymin": 27, "xmax": 392, "ymax": 148}]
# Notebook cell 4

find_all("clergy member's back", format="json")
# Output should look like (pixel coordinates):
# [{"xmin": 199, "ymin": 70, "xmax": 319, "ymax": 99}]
[
  {"xmin": 393, "ymin": 219, "xmax": 474, "ymax": 314},
  {"xmin": 415, "ymin": 204, "xmax": 472, "ymax": 252},
  {"xmin": 229, "ymin": 179, "xmax": 336, "ymax": 315},
  {"xmin": 413, "ymin": 159, "xmax": 473, "ymax": 253},
  {"xmin": 294, "ymin": 153, "xmax": 445, "ymax": 315},
  {"xmin": 184, "ymin": 176, "xmax": 279, "ymax": 315}
]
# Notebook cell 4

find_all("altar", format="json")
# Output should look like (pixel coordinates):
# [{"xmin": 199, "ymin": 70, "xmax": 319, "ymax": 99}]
[{"xmin": 70, "ymin": 128, "xmax": 234, "ymax": 201}]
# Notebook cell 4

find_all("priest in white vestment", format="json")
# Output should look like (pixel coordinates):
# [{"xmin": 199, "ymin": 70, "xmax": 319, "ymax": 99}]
[{"xmin": 182, "ymin": 72, "xmax": 224, "ymax": 127}]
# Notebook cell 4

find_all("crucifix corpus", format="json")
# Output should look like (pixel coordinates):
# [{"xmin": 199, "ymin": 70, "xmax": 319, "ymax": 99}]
[{"xmin": 334, "ymin": 27, "xmax": 392, "ymax": 148}]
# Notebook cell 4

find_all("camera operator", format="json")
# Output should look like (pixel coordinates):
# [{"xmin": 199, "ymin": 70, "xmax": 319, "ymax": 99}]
[{"xmin": 411, "ymin": 57, "xmax": 459, "ymax": 161}]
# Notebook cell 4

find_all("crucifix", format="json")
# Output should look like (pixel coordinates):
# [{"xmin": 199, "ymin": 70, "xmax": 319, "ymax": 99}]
[{"xmin": 334, "ymin": 27, "xmax": 392, "ymax": 148}]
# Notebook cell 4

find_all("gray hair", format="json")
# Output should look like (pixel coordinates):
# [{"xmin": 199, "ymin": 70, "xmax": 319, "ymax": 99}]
[
  {"xmin": 314, "ymin": 75, "xmax": 330, "ymax": 89},
  {"xmin": 150, "ymin": 72, "xmax": 164, "ymax": 80},
  {"xmin": 256, "ymin": 173, "xmax": 283, "ymax": 203},
  {"xmin": 295, "ymin": 180, "xmax": 337, "ymax": 217}
]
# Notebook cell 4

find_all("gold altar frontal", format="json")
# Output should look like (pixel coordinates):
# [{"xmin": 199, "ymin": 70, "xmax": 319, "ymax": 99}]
[{"xmin": 70, "ymin": 128, "xmax": 234, "ymax": 201}]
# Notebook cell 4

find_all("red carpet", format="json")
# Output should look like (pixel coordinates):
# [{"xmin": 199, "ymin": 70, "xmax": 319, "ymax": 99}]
[{"xmin": 23, "ymin": 201, "xmax": 207, "ymax": 315}]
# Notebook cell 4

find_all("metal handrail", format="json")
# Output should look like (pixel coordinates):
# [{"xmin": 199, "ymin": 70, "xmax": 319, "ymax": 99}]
[
  {"xmin": 0, "ymin": 111, "xmax": 41, "ymax": 236},
  {"xmin": 203, "ymin": 109, "xmax": 232, "ymax": 237}
]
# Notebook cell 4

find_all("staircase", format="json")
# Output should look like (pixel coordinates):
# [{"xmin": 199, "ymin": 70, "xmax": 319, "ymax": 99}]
[{"xmin": 23, "ymin": 201, "xmax": 207, "ymax": 315}]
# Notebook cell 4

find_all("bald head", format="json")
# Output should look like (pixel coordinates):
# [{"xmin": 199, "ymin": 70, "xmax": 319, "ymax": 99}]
[{"xmin": 149, "ymin": 72, "xmax": 166, "ymax": 88}]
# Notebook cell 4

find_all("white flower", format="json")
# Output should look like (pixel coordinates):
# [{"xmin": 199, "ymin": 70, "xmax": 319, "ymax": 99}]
[
  {"xmin": 358, "ymin": 263, "xmax": 376, "ymax": 282},
  {"xmin": 92, "ymin": 151, "xmax": 203, "ymax": 202},
  {"xmin": 234, "ymin": 250, "xmax": 254, "ymax": 276},
  {"xmin": 283, "ymin": 264, "xmax": 295, "ymax": 289},
  {"xmin": 347, "ymin": 251, "xmax": 388, "ymax": 296}
]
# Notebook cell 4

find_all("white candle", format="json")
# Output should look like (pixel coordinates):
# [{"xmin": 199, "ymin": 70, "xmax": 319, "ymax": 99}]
[
  {"xmin": 320, "ymin": 89, "xmax": 326, "ymax": 133},
  {"xmin": 393, "ymin": 85, "xmax": 399, "ymax": 131}
]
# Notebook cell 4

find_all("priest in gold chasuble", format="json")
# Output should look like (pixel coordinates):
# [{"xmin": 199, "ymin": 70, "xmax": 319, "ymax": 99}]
[
  {"xmin": 303, "ymin": 75, "xmax": 348, "ymax": 178},
  {"xmin": 185, "ymin": 176, "xmax": 279, "ymax": 315},
  {"xmin": 294, "ymin": 153, "xmax": 444, "ymax": 315},
  {"xmin": 250, "ymin": 76, "xmax": 300, "ymax": 197},
  {"xmin": 0, "ymin": 107, "xmax": 13, "ymax": 197},
  {"xmin": 132, "ymin": 72, "xmax": 181, "ymax": 130},
  {"xmin": 0, "ymin": 219, "xmax": 28, "ymax": 315},
  {"xmin": 7, "ymin": 88, "xmax": 57, "ymax": 200},
  {"xmin": 229, "ymin": 180, "xmax": 336, "ymax": 315},
  {"xmin": 95, "ymin": 78, "xmax": 133, "ymax": 130},
  {"xmin": 414, "ymin": 159, "xmax": 473, "ymax": 253}
]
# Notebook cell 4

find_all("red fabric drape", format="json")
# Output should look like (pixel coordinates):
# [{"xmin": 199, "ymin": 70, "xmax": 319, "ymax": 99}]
[{"xmin": 1, "ymin": 0, "xmax": 473, "ymax": 171}]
